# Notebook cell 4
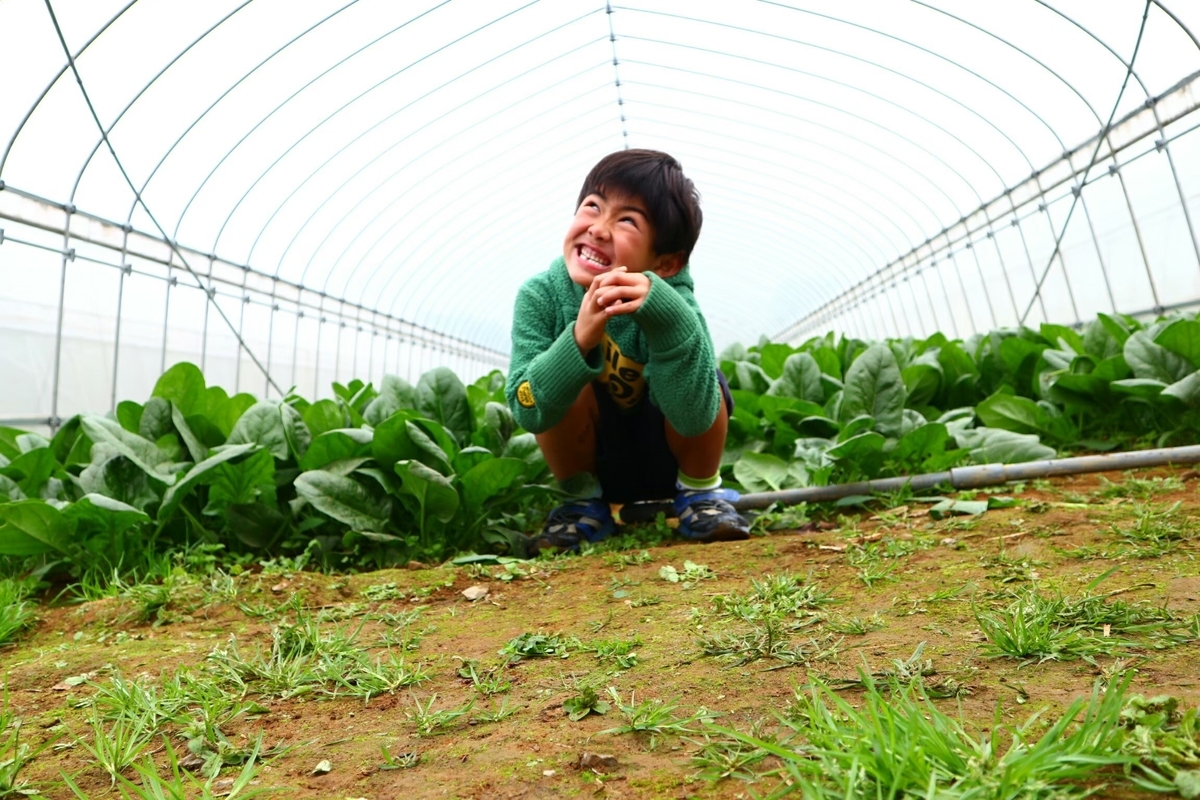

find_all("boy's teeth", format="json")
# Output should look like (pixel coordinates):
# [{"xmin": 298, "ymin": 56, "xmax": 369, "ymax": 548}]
[{"xmin": 581, "ymin": 247, "xmax": 609, "ymax": 266}]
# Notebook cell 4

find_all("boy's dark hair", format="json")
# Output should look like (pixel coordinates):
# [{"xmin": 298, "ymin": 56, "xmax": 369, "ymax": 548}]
[{"xmin": 577, "ymin": 149, "xmax": 702, "ymax": 262}]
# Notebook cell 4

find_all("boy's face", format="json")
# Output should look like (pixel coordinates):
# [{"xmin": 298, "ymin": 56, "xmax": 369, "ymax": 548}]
[{"xmin": 562, "ymin": 190, "xmax": 682, "ymax": 288}]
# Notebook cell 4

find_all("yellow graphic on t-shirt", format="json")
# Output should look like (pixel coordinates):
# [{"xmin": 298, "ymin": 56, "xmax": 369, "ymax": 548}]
[
  {"xmin": 599, "ymin": 335, "xmax": 645, "ymax": 409},
  {"xmin": 516, "ymin": 381, "xmax": 536, "ymax": 408}
]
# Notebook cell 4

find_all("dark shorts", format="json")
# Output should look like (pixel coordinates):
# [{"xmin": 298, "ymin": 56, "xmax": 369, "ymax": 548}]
[{"xmin": 593, "ymin": 370, "xmax": 733, "ymax": 504}]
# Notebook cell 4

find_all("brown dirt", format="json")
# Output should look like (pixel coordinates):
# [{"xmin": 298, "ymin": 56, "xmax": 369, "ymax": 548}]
[{"xmin": 4, "ymin": 466, "xmax": 1200, "ymax": 799}]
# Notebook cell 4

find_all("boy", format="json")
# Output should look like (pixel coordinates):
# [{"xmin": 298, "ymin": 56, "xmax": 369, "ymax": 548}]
[{"xmin": 506, "ymin": 149, "xmax": 749, "ymax": 552}]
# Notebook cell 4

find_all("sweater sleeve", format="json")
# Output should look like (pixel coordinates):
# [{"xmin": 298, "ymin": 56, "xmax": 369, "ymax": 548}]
[
  {"xmin": 506, "ymin": 278, "xmax": 602, "ymax": 433},
  {"xmin": 634, "ymin": 273, "xmax": 721, "ymax": 437}
]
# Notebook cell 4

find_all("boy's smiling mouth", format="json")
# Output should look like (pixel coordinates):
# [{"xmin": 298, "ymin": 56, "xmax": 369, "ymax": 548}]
[{"xmin": 577, "ymin": 244, "xmax": 611, "ymax": 270}]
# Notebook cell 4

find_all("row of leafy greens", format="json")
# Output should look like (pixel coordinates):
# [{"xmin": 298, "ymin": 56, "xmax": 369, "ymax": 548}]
[
  {"xmin": 4, "ymin": 310, "xmax": 1199, "ymax": 580},
  {"xmin": 720, "ymin": 312, "xmax": 1200, "ymax": 494},
  {"xmin": 0, "ymin": 363, "xmax": 554, "ymax": 579}
]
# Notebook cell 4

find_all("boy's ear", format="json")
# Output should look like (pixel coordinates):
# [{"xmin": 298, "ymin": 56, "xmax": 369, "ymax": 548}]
[{"xmin": 652, "ymin": 252, "xmax": 685, "ymax": 279}]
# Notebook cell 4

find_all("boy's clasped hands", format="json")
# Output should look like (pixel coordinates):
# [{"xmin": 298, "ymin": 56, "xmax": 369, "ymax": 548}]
[{"xmin": 574, "ymin": 266, "xmax": 650, "ymax": 353}]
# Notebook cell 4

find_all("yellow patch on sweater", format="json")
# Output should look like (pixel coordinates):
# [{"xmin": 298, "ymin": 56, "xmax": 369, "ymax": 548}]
[
  {"xmin": 516, "ymin": 381, "xmax": 536, "ymax": 408},
  {"xmin": 599, "ymin": 334, "xmax": 645, "ymax": 409}
]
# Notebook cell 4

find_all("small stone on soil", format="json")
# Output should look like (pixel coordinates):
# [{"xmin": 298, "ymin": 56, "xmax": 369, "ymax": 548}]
[
  {"xmin": 312, "ymin": 759, "xmax": 332, "ymax": 775},
  {"xmin": 579, "ymin": 752, "xmax": 619, "ymax": 769},
  {"xmin": 462, "ymin": 585, "xmax": 489, "ymax": 601}
]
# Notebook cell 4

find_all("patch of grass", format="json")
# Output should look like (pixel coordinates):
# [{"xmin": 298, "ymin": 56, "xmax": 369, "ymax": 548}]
[
  {"xmin": 379, "ymin": 743, "xmax": 420, "ymax": 770},
  {"xmin": 659, "ymin": 560, "xmax": 716, "ymax": 588},
  {"xmin": 980, "ymin": 552, "xmax": 1045, "ymax": 584},
  {"xmin": 823, "ymin": 611, "xmax": 885, "ymax": 635},
  {"xmin": 749, "ymin": 503, "xmax": 810, "ymax": 534},
  {"xmin": 562, "ymin": 681, "xmax": 611, "ymax": 721},
  {"xmin": 473, "ymin": 696, "xmax": 519, "ymax": 723},
  {"xmin": 1097, "ymin": 474, "xmax": 1184, "ymax": 501},
  {"xmin": 600, "ymin": 689, "xmax": 719, "ymax": 749},
  {"xmin": 333, "ymin": 652, "xmax": 432, "ymax": 703},
  {"xmin": 727, "ymin": 673, "xmax": 1136, "ymax": 798},
  {"xmin": 362, "ymin": 582, "xmax": 405, "ymax": 601},
  {"xmin": 712, "ymin": 573, "xmax": 832, "ymax": 622},
  {"xmin": 1110, "ymin": 502, "xmax": 1195, "ymax": 558},
  {"xmin": 236, "ymin": 590, "xmax": 304, "ymax": 619},
  {"xmin": 974, "ymin": 589, "xmax": 1128, "ymax": 664},
  {"xmin": 456, "ymin": 659, "xmax": 511, "ymax": 696},
  {"xmin": 603, "ymin": 549, "xmax": 653, "ymax": 570},
  {"xmin": 500, "ymin": 632, "xmax": 570, "ymax": 662},
  {"xmin": 573, "ymin": 635, "xmax": 642, "ymax": 669},
  {"xmin": 64, "ymin": 734, "xmax": 280, "ymax": 800},
  {"xmin": 1, "ymin": 686, "xmax": 54, "ymax": 798},
  {"xmin": 89, "ymin": 670, "xmax": 183, "ymax": 730},
  {"xmin": 0, "ymin": 580, "xmax": 36, "ymax": 646},
  {"xmin": 406, "ymin": 694, "xmax": 474, "ymax": 737},
  {"xmin": 699, "ymin": 618, "xmax": 840, "ymax": 668},
  {"xmin": 74, "ymin": 708, "xmax": 155, "ymax": 787},
  {"xmin": 688, "ymin": 730, "xmax": 776, "ymax": 783}
]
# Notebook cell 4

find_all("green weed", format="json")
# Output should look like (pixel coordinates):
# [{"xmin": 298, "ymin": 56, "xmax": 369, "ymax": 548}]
[
  {"xmin": 0, "ymin": 581, "xmax": 35, "ymax": 647},
  {"xmin": 333, "ymin": 652, "xmax": 431, "ymax": 703},
  {"xmin": 1097, "ymin": 475, "xmax": 1184, "ymax": 501},
  {"xmin": 0, "ymin": 686, "xmax": 53, "ymax": 798},
  {"xmin": 712, "ymin": 573, "xmax": 833, "ymax": 622},
  {"xmin": 74, "ymin": 708, "xmax": 155, "ymax": 787},
  {"xmin": 823, "ymin": 611, "xmax": 885, "ymax": 635},
  {"xmin": 500, "ymin": 632, "xmax": 570, "ymax": 662},
  {"xmin": 406, "ymin": 694, "xmax": 474, "ymax": 736},
  {"xmin": 562, "ymin": 681, "xmax": 611, "ymax": 721},
  {"xmin": 379, "ymin": 743, "xmax": 420, "ymax": 770},
  {"xmin": 688, "ymin": 725, "xmax": 777, "ymax": 783},
  {"xmin": 455, "ymin": 659, "xmax": 511, "ymax": 696},
  {"xmin": 64, "ymin": 734, "xmax": 280, "ymax": 799},
  {"xmin": 730, "ymin": 673, "xmax": 1135, "ymax": 798},
  {"xmin": 600, "ymin": 689, "xmax": 719, "ymax": 749},
  {"xmin": 573, "ymin": 635, "xmax": 642, "ymax": 669},
  {"xmin": 473, "ymin": 696, "xmax": 519, "ymax": 723},
  {"xmin": 659, "ymin": 560, "xmax": 716, "ymax": 588}
]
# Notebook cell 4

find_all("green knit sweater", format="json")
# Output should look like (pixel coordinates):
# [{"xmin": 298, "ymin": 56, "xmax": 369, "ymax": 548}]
[{"xmin": 506, "ymin": 257, "xmax": 720, "ymax": 437}]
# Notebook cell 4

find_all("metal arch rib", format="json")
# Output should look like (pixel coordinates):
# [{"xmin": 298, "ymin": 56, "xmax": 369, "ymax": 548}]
[
  {"xmin": 625, "ymin": 78, "xmax": 975, "ymax": 212},
  {"xmin": 0, "ymin": 0, "xmax": 139, "ymax": 179},
  {"xmin": 618, "ymin": 5, "xmax": 1056, "ymax": 162},
  {"xmin": 401, "ymin": 169, "xmax": 876, "ymax": 338},
  {"xmin": 316, "ymin": 84, "xmax": 616, "ymax": 303},
  {"xmin": 620, "ymin": 35, "xmax": 1011, "ymax": 189},
  {"xmin": 165, "ymin": 0, "xmax": 466, "ymax": 245},
  {"xmin": 254, "ymin": 17, "xmax": 607, "ymax": 277},
  {"xmin": 65, "ymin": 1, "xmax": 256, "ymax": 208},
  {"xmin": 310, "ymin": 52, "xmax": 946, "ymax": 307},
  {"xmin": 361, "ymin": 120, "xmax": 898, "ymax": 322},
  {"xmin": 907, "ymin": 0, "xmax": 1106, "ymax": 128},
  {"xmin": 629, "ymin": 100, "xmax": 949, "ymax": 236},
  {"xmin": 777, "ymin": 10, "xmax": 1200, "ymax": 339},
  {"xmin": 202, "ymin": 0, "xmax": 548, "ymax": 255},
  {"xmin": 321, "ymin": 94, "xmax": 614, "ymax": 302},
  {"xmin": 343, "ymin": 52, "xmax": 998, "ymax": 316},
  {"xmin": 338, "ymin": 95, "xmax": 916, "ymax": 314},
  {"xmin": 395, "ymin": 137, "xmax": 879, "ymax": 333},
  {"xmin": 412, "ymin": 176, "xmax": 873, "ymax": 345},
  {"xmin": 291, "ymin": 60, "xmax": 609, "ymax": 293},
  {"xmin": 118, "ymin": 0, "xmax": 367, "ymax": 228},
  {"xmin": 624, "ymin": 59, "xmax": 984, "ymax": 208}
]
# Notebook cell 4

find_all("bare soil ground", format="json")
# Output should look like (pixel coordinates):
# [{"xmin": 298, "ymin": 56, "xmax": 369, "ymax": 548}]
[{"xmin": 4, "ymin": 467, "xmax": 1200, "ymax": 799}]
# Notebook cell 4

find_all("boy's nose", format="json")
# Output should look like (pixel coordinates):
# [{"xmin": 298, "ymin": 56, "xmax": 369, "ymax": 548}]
[{"xmin": 588, "ymin": 219, "xmax": 611, "ymax": 239}]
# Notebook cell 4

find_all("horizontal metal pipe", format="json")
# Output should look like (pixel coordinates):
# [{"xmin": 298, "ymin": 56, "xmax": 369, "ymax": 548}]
[{"xmin": 733, "ymin": 444, "xmax": 1200, "ymax": 510}]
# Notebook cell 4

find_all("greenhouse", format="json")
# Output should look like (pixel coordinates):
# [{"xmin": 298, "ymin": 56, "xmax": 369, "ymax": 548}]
[{"xmin": 3, "ymin": 1, "xmax": 1200, "ymax": 798}]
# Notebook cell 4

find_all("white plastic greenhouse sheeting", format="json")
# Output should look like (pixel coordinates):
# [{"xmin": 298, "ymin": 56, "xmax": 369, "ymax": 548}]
[{"xmin": 1, "ymin": 0, "xmax": 1200, "ymax": 432}]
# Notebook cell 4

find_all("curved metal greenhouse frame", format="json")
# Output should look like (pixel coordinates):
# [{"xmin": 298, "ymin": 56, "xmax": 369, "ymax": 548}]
[{"xmin": 1, "ymin": 0, "xmax": 1199, "ymax": 430}]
